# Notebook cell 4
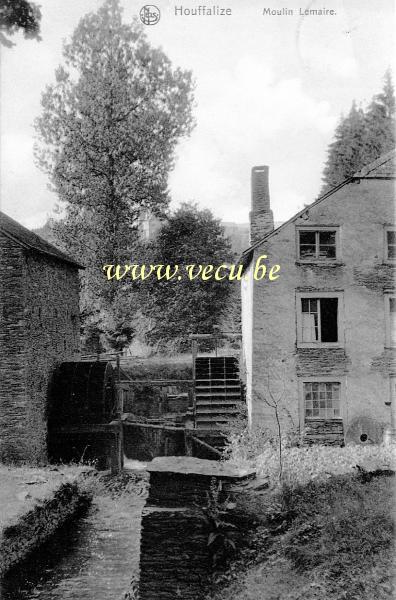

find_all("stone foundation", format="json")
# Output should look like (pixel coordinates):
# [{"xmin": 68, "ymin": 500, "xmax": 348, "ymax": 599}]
[
  {"xmin": 0, "ymin": 481, "xmax": 91, "ymax": 576},
  {"xmin": 139, "ymin": 456, "xmax": 255, "ymax": 600}
]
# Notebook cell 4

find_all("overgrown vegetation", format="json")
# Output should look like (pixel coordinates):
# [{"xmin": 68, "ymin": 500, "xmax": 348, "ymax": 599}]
[
  {"xmin": 210, "ymin": 471, "xmax": 394, "ymax": 600},
  {"xmin": 224, "ymin": 413, "xmax": 395, "ymax": 487},
  {"xmin": 198, "ymin": 478, "xmax": 238, "ymax": 569},
  {"xmin": 208, "ymin": 427, "xmax": 396, "ymax": 600},
  {"xmin": 282, "ymin": 476, "xmax": 394, "ymax": 598}
]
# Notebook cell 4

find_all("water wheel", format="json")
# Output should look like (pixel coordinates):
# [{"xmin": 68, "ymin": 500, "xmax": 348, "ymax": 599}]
[{"xmin": 48, "ymin": 361, "xmax": 116, "ymax": 428}]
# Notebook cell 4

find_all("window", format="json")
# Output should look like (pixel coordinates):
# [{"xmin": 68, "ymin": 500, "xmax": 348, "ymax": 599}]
[
  {"xmin": 390, "ymin": 298, "xmax": 396, "ymax": 346},
  {"xmin": 301, "ymin": 298, "xmax": 338, "ymax": 342},
  {"xmin": 385, "ymin": 294, "xmax": 396, "ymax": 347},
  {"xmin": 303, "ymin": 382, "xmax": 341, "ymax": 420},
  {"xmin": 297, "ymin": 228, "xmax": 338, "ymax": 261},
  {"xmin": 385, "ymin": 227, "xmax": 396, "ymax": 261},
  {"xmin": 297, "ymin": 292, "xmax": 342, "ymax": 346}
]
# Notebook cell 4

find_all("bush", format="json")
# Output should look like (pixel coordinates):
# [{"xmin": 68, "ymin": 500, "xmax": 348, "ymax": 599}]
[{"xmin": 223, "ymin": 418, "xmax": 302, "ymax": 470}]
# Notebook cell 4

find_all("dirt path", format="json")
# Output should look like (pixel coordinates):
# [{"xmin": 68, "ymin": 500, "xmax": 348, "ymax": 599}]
[{"xmin": 1, "ymin": 469, "xmax": 148, "ymax": 600}]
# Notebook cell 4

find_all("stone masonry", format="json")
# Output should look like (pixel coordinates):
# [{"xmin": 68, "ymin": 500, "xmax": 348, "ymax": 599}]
[
  {"xmin": 241, "ymin": 151, "xmax": 396, "ymax": 443},
  {"xmin": 249, "ymin": 165, "xmax": 274, "ymax": 245},
  {"xmin": 0, "ymin": 212, "xmax": 82, "ymax": 464},
  {"xmin": 139, "ymin": 457, "xmax": 255, "ymax": 600}
]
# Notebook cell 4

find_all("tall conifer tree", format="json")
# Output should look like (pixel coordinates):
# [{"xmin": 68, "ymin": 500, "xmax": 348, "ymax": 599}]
[
  {"xmin": 321, "ymin": 101, "xmax": 366, "ymax": 191},
  {"xmin": 363, "ymin": 69, "xmax": 395, "ymax": 163},
  {"xmin": 35, "ymin": 0, "xmax": 195, "ymax": 350},
  {"xmin": 321, "ymin": 70, "xmax": 395, "ymax": 193}
]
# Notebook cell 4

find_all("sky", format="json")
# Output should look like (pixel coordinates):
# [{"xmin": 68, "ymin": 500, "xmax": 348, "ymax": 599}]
[{"xmin": 0, "ymin": 0, "xmax": 394, "ymax": 229}]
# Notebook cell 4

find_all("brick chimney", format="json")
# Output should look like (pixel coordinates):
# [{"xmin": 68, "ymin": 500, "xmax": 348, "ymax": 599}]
[{"xmin": 249, "ymin": 165, "xmax": 274, "ymax": 245}]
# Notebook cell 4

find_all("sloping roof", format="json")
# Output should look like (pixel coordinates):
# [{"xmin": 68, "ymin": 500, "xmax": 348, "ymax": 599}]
[
  {"xmin": 241, "ymin": 149, "xmax": 396, "ymax": 266},
  {"xmin": 353, "ymin": 148, "xmax": 396, "ymax": 178},
  {"xmin": 0, "ymin": 211, "xmax": 84, "ymax": 269}
]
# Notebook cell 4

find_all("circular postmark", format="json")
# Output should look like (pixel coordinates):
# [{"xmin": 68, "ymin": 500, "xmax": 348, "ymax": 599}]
[{"xmin": 139, "ymin": 5, "xmax": 161, "ymax": 25}]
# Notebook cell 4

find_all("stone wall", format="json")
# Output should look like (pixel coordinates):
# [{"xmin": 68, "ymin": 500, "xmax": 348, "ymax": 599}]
[
  {"xmin": 0, "ymin": 235, "xmax": 27, "ymax": 462},
  {"xmin": 0, "ymin": 233, "xmax": 81, "ymax": 463},
  {"xmin": 140, "ymin": 507, "xmax": 210, "ymax": 599},
  {"xmin": 0, "ymin": 481, "xmax": 90, "ymax": 576},
  {"xmin": 123, "ymin": 422, "xmax": 185, "ymax": 461},
  {"xmin": 246, "ymin": 177, "xmax": 395, "ymax": 438},
  {"xmin": 139, "ymin": 457, "xmax": 255, "ymax": 600}
]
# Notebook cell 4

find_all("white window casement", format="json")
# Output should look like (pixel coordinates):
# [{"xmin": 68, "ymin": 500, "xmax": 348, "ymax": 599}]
[
  {"xmin": 303, "ymin": 381, "xmax": 341, "ymax": 420},
  {"xmin": 296, "ymin": 291, "xmax": 344, "ymax": 348},
  {"xmin": 298, "ymin": 377, "xmax": 345, "ymax": 430},
  {"xmin": 384, "ymin": 293, "xmax": 396, "ymax": 348},
  {"xmin": 384, "ymin": 226, "xmax": 396, "ymax": 263},
  {"xmin": 296, "ymin": 226, "xmax": 340, "ymax": 262}
]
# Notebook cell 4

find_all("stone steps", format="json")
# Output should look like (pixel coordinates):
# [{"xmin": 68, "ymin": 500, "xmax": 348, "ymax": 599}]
[{"xmin": 193, "ymin": 357, "xmax": 243, "ymax": 443}]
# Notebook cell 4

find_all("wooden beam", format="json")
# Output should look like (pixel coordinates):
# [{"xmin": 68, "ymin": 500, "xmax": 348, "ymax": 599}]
[
  {"xmin": 122, "ymin": 421, "xmax": 184, "ymax": 433},
  {"xmin": 116, "ymin": 378, "xmax": 194, "ymax": 385},
  {"xmin": 189, "ymin": 434, "xmax": 223, "ymax": 459},
  {"xmin": 189, "ymin": 333, "xmax": 242, "ymax": 340}
]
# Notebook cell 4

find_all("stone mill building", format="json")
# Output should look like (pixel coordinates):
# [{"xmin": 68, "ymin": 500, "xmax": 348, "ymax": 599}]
[
  {"xmin": 241, "ymin": 150, "xmax": 396, "ymax": 445},
  {"xmin": 0, "ymin": 211, "xmax": 83, "ymax": 464}
]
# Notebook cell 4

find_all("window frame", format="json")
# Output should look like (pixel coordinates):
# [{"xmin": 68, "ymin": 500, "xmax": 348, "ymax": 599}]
[
  {"xmin": 384, "ymin": 225, "xmax": 396, "ymax": 263},
  {"xmin": 296, "ymin": 225, "xmax": 340, "ymax": 263},
  {"xmin": 384, "ymin": 292, "xmax": 396, "ymax": 348},
  {"xmin": 298, "ymin": 377, "xmax": 345, "ymax": 429},
  {"xmin": 296, "ymin": 291, "xmax": 344, "ymax": 348},
  {"xmin": 389, "ymin": 376, "xmax": 396, "ymax": 411}
]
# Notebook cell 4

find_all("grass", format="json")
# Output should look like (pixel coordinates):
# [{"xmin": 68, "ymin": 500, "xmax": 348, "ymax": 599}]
[
  {"xmin": 0, "ymin": 464, "xmax": 90, "ymax": 530},
  {"xmin": 280, "ymin": 475, "xmax": 394, "ymax": 599},
  {"xmin": 210, "ymin": 472, "xmax": 395, "ymax": 600},
  {"xmin": 226, "ymin": 437, "xmax": 395, "ymax": 487}
]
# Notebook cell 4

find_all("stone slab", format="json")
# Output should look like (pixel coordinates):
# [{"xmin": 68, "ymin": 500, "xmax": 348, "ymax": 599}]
[{"xmin": 146, "ymin": 456, "xmax": 256, "ymax": 479}]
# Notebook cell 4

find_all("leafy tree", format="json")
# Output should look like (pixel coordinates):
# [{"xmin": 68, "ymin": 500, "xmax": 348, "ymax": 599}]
[
  {"xmin": 0, "ymin": 0, "xmax": 41, "ymax": 47},
  {"xmin": 34, "ymin": 0, "xmax": 194, "ymax": 350},
  {"xmin": 136, "ymin": 203, "xmax": 234, "ymax": 353},
  {"xmin": 321, "ymin": 70, "xmax": 395, "ymax": 193}
]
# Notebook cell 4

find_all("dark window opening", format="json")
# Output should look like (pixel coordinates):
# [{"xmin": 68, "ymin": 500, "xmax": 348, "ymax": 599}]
[
  {"xmin": 301, "ymin": 297, "xmax": 338, "ymax": 343},
  {"xmin": 320, "ymin": 298, "xmax": 338, "ymax": 342},
  {"xmin": 390, "ymin": 298, "xmax": 395, "ymax": 346},
  {"xmin": 387, "ymin": 230, "xmax": 396, "ymax": 259}
]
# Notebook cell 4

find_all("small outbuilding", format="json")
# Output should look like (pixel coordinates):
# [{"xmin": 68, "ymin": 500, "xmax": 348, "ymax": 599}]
[{"xmin": 0, "ymin": 212, "xmax": 83, "ymax": 464}]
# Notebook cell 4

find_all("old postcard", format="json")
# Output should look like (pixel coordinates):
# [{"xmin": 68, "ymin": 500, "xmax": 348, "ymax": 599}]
[{"xmin": 0, "ymin": 0, "xmax": 395, "ymax": 598}]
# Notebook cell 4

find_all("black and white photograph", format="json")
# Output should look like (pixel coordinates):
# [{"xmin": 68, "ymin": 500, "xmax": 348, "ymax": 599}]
[{"xmin": 0, "ymin": 0, "xmax": 395, "ymax": 598}]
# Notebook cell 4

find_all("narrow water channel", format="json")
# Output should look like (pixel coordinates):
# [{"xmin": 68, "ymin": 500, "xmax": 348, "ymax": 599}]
[{"xmin": 1, "ymin": 469, "xmax": 147, "ymax": 600}]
